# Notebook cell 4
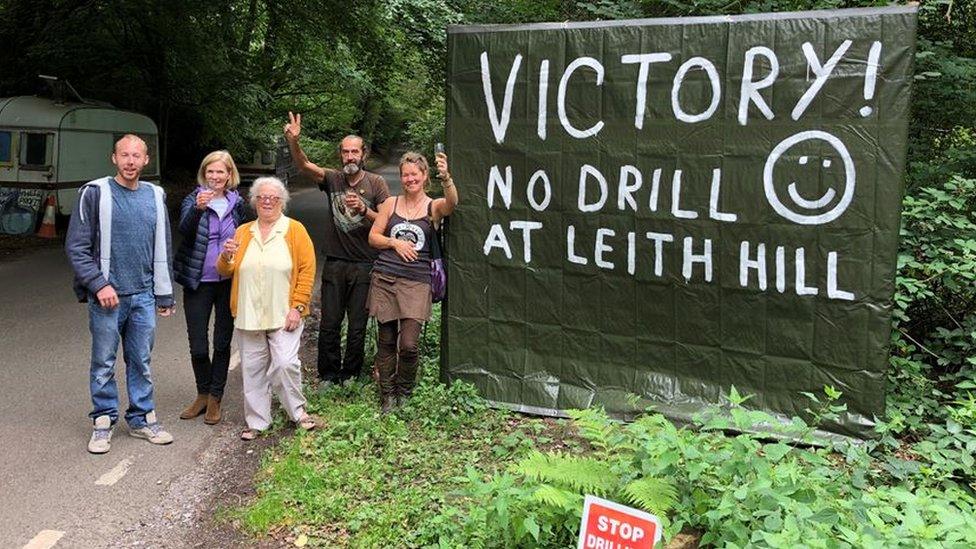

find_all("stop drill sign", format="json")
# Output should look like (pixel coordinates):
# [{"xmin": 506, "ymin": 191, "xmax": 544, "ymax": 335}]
[{"xmin": 578, "ymin": 495, "xmax": 662, "ymax": 549}]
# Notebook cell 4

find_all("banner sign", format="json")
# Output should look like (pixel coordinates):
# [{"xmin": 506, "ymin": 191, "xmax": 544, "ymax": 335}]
[
  {"xmin": 443, "ymin": 7, "xmax": 917, "ymax": 439},
  {"xmin": 578, "ymin": 495, "xmax": 661, "ymax": 549}
]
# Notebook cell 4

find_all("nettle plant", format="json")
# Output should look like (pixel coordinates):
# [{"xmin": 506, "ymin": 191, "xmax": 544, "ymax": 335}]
[
  {"xmin": 887, "ymin": 125, "xmax": 976, "ymax": 483},
  {"xmin": 444, "ymin": 388, "xmax": 976, "ymax": 548}
]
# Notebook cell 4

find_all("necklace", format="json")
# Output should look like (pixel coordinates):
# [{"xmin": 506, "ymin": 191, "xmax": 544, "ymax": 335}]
[{"xmin": 401, "ymin": 195, "xmax": 427, "ymax": 220}]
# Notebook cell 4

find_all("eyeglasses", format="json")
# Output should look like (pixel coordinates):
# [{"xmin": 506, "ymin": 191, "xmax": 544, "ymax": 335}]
[{"xmin": 256, "ymin": 195, "xmax": 281, "ymax": 204}]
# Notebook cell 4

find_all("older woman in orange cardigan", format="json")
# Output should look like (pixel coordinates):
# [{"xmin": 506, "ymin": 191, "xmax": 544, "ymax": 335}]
[{"xmin": 217, "ymin": 176, "xmax": 317, "ymax": 440}]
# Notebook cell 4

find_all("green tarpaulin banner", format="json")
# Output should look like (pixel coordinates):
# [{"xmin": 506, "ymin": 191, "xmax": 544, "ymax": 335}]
[{"xmin": 443, "ymin": 6, "xmax": 917, "ymax": 439}]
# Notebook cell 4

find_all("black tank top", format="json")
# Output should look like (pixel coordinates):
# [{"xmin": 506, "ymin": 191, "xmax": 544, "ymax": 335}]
[{"xmin": 373, "ymin": 197, "xmax": 434, "ymax": 284}]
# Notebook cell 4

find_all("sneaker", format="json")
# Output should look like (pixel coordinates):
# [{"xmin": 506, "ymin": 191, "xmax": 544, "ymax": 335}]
[
  {"xmin": 129, "ymin": 411, "xmax": 174, "ymax": 445},
  {"xmin": 88, "ymin": 415, "xmax": 113, "ymax": 454}
]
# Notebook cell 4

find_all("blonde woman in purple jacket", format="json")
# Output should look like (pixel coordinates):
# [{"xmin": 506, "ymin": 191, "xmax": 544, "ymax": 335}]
[{"xmin": 173, "ymin": 151, "xmax": 249, "ymax": 425}]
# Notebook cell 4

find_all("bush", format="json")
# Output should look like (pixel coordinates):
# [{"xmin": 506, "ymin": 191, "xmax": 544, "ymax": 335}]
[{"xmin": 438, "ymin": 390, "xmax": 976, "ymax": 548}]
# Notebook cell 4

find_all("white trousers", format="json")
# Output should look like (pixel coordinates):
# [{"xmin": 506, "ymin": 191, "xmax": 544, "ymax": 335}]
[{"xmin": 237, "ymin": 324, "xmax": 307, "ymax": 431}]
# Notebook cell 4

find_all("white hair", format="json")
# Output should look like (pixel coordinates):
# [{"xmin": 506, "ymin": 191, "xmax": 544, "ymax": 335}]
[{"xmin": 250, "ymin": 177, "xmax": 290, "ymax": 212}]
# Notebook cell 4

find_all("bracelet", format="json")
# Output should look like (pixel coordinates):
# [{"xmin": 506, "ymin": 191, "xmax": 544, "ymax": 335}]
[{"xmin": 442, "ymin": 178, "xmax": 454, "ymax": 188}]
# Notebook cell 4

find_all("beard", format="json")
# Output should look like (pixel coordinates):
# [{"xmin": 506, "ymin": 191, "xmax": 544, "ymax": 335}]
[{"xmin": 342, "ymin": 161, "xmax": 362, "ymax": 176}]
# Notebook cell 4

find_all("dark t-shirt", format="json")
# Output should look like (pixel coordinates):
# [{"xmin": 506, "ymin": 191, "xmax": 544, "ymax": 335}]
[{"xmin": 319, "ymin": 170, "xmax": 390, "ymax": 261}]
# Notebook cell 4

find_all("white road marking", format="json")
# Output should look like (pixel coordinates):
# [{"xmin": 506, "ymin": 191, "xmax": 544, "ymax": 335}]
[
  {"xmin": 22, "ymin": 530, "xmax": 64, "ymax": 549},
  {"xmin": 94, "ymin": 458, "xmax": 132, "ymax": 486}
]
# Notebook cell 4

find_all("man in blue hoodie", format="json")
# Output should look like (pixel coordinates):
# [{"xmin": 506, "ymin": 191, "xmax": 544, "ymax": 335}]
[{"xmin": 66, "ymin": 134, "xmax": 175, "ymax": 454}]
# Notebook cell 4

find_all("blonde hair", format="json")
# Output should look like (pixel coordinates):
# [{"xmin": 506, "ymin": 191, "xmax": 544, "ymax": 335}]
[
  {"xmin": 399, "ymin": 151, "xmax": 430, "ymax": 181},
  {"xmin": 196, "ymin": 150, "xmax": 241, "ymax": 189},
  {"xmin": 250, "ymin": 177, "xmax": 290, "ymax": 212}
]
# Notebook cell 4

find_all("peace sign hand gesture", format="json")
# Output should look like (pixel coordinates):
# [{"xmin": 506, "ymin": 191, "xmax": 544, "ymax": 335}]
[{"xmin": 284, "ymin": 111, "xmax": 302, "ymax": 142}]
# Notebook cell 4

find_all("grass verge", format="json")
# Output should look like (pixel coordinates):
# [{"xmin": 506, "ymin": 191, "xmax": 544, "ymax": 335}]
[{"xmin": 231, "ymin": 306, "xmax": 976, "ymax": 548}]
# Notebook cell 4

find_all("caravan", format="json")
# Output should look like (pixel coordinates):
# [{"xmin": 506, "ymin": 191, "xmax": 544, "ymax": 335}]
[{"xmin": 0, "ymin": 94, "xmax": 159, "ymax": 234}]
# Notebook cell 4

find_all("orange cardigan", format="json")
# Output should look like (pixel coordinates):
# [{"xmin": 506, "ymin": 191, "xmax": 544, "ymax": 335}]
[{"xmin": 216, "ymin": 218, "xmax": 316, "ymax": 318}]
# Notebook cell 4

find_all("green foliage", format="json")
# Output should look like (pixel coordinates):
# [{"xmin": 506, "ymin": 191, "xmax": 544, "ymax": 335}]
[
  {"xmin": 0, "ymin": 0, "xmax": 464, "ymax": 169},
  {"xmin": 513, "ymin": 452, "xmax": 617, "ymax": 494},
  {"xmin": 233, "ymin": 362, "xmax": 510, "ymax": 546},
  {"xmin": 622, "ymin": 477, "xmax": 679, "ymax": 518},
  {"xmin": 207, "ymin": 1, "xmax": 976, "ymax": 546},
  {"xmin": 437, "ymin": 408, "xmax": 682, "ymax": 547},
  {"xmin": 890, "ymin": 114, "xmax": 976, "ymax": 486},
  {"xmin": 437, "ymin": 389, "xmax": 976, "ymax": 547},
  {"xmin": 234, "ymin": 351, "xmax": 976, "ymax": 548}
]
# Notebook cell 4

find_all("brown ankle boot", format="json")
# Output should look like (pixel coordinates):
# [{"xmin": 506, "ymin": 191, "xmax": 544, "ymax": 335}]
[
  {"xmin": 203, "ymin": 395, "xmax": 222, "ymax": 425},
  {"xmin": 180, "ymin": 394, "xmax": 208, "ymax": 419}
]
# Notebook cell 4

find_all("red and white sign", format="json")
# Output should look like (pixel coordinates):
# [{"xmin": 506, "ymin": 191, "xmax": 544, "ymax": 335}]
[{"xmin": 577, "ymin": 495, "xmax": 662, "ymax": 549}]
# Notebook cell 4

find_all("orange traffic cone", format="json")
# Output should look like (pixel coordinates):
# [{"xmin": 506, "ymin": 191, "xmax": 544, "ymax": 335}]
[{"xmin": 36, "ymin": 193, "xmax": 57, "ymax": 239}]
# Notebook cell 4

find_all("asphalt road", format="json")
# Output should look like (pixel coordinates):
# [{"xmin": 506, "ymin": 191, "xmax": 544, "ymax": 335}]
[
  {"xmin": 0, "ymin": 240, "xmax": 247, "ymax": 548},
  {"xmin": 0, "ymin": 164, "xmax": 401, "ymax": 548}
]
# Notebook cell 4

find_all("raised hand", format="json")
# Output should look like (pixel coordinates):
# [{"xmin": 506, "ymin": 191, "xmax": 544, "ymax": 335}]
[
  {"xmin": 196, "ymin": 188, "xmax": 214, "ymax": 210},
  {"xmin": 283, "ymin": 111, "xmax": 302, "ymax": 141},
  {"xmin": 435, "ymin": 152, "xmax": 450, "ymax": 181}
]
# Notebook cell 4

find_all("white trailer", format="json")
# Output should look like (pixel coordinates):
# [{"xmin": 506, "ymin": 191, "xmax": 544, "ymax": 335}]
[{"xmin": 0, "ymin": 95, "xmax": 160, "ymax": 233}]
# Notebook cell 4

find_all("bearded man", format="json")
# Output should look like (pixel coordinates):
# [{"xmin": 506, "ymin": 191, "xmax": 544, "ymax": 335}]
[{"xmin": 284, "ymin": 112, "xmax": 391, "ymax": 386}]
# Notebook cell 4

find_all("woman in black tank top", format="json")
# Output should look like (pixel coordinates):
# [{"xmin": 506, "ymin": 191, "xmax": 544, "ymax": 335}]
[{"xmin": 367, "ymin": 151, "xmax": 460, "ymax": 413}]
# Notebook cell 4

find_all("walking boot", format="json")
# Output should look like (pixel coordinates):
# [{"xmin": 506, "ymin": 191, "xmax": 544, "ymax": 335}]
[
  {"xmin": 203, "ymin": 395, "xmax": 222, "ymax": 425},
  {"xmin": 179, "ymin": 394, "xmax": 208, "ymax": 420},
  {"xmin": 374, "ymin": 352, "xmax": 398, "ymax": 415},
  {"xmin": 380, "ymin": 393, "xmax": 396, "ymax": 414},
  {"xmin": 395, "ymin": 360, "xmax": 419, "ymax": 411}
]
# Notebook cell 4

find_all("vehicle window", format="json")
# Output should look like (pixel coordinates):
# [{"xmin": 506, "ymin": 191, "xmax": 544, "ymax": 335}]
[
  {"xmin": 19, "ymin": 132, "xmax": 51, "ymax": 169},
  {"xmin": 0, "ymin": 132, "xmax": 11, "ymax": 165}
]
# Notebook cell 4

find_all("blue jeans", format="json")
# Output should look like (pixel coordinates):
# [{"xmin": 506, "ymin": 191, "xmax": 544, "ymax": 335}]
[{"xmin": 88, "ymin": 290, "xmax": 157, "ymax": 428}]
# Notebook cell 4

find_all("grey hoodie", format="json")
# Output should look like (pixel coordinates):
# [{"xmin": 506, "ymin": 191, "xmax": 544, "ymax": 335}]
[{"xmin": 65, "ymin": 177, "xmax": 174, "ymax": 308}]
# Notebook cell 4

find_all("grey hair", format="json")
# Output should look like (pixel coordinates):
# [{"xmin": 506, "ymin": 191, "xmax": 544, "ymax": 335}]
[
  {"xmin": 250, "ymin": 177, "xmax": 290, "ymax": 212},
  {"xmin": 338, "ymin": 134, "xmax": 367, "ymax": 153}
]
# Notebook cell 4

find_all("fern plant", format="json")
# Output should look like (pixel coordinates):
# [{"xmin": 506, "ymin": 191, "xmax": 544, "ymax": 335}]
[
  {"xmin": 500, "ymin": 415, "xmax": 679, "ymax": 545},
  {"xmin": 512, "ymin": 451, "xmax": 616, "ymax": 495},
  {"xmin": 567, "ymin": 408, "xmax": 638, "ymax": 458},
  {"xmin": 444, "ymin": 408, "xmax": 679, "ymax": 547},
  {"xmin": 622, "ymin": 477, "xmax": 678, "ymax": 518}
]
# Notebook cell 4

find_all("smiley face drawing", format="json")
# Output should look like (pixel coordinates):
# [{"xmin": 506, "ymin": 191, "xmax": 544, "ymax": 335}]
[{"xmin": 762, "ymin": 130, "xmax": 856, "ymax": 225}]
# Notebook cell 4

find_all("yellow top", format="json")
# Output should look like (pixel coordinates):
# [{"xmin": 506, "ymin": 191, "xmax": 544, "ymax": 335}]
[
  {"xmin": 233, "ymin": 216, "xmax": 293, "ymax": 330},
  {"xmin": 216, "ymin": 216, "xmax": 316, "ymax": 325}
]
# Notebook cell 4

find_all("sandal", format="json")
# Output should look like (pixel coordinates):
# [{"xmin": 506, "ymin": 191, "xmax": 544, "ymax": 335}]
[
  {"xmin": 297, "ymin": 414, "xmax": 319, "ymax": 431},
  {"xmin": 240, "ymin": 428, "xmax": 258, "ymax": 441}
]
